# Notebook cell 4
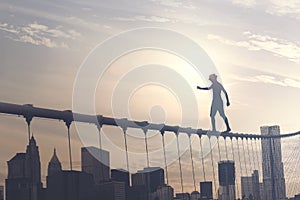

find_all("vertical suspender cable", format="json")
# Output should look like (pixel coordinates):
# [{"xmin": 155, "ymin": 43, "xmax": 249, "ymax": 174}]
[
  {"xmin": 122, "ymin": 128, "xmax": 130, "ymax": 173},
  {"xmin": 208, "ymin": 136, "xmax": 217, "ymax": 198},
  {"xmin": 236, "ymin": 138, "xmax": 243, "ymax": 198},
  {"xmin": 217, "ymin": 136, "xmax": 222, "ymax": 161},
  {"xmin": 250, "ymin": 139, "xmax": 257, "ymax": 170},
  {"xmin": 199, "ymin": 136, "xmax": 206, "ymax": 182},
  {"xmin": 231, "ymin": 138, "xmax": 239, "ymax": 199},
  {"xmin": 224, "ymin": 136, "xmax": 229, "ymax": 160},
  {"xmin": 161, "ymin": 131, "xmax": 169, "ymax": 185},
  {"xmin": 143, "ymin": 129, "xmax": 150, "ymax": 168},
  {"xmin": 247, "ymin": 139, "xmax": 253, "ymax": 174},
  {"xmin": 176, "ymin": 132, "xmax": 184, "ymax": 193},
  {"xmin": 188, "ymin": 134, "xmax": 197, "ymax": 192},
  {"xmin": 255, "ymin": 138, "xmax": 262, "ymax": 181},
  {"xmin": 97, "ymin": 125, "xmax": 105, "ymax": 182},
  {"xmin": 65, "ymin": 121, "xmax": 73, "ymax": 171}
]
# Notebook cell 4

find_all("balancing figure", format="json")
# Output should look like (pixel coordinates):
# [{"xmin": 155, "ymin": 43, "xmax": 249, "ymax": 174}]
[{"xmin": 197, "ymin": 74, "xmax": 231, "ymax": 132}]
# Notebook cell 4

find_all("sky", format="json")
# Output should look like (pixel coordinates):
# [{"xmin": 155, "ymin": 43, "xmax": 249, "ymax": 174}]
[{"xmin": 1, "ymin": 0, "xmax": 300, "ymax": 198}]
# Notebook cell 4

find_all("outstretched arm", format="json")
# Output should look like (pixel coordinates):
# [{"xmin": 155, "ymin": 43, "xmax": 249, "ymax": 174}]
[
  {"xmin": 221, "ymin": 85, "xmax": 230, "ymax": 106},
  {"xmin": 197, "ymin": 85, "xmax": 212, "ymax": 90}
]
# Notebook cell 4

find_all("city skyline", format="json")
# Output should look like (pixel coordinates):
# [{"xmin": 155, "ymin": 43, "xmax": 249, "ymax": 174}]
[
  {"xmin": 2, "ymin": 123, "xmax": 299, "ymax": 199},
  {"xmin": 1, "ymin": 0, "xmax": 300, "ymax": 199}
]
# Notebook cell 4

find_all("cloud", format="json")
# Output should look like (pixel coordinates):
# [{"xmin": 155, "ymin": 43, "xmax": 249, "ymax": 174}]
[
  {"xmin": 150, "ymin": 0, "xmax": 183, "ymax": 8},
  {"xmin": 0, "ymin": 22, "xmax": 81, "ymax": 48},
  {"xmin": 231, "ymin": 74, "xmax": 300, "ymax": 89},
  {"xmin": 230, "ymin": 0, "xmax": 257, "ymax": 7},
  {"xmin": 267, "ymin": 0, "xmax": 300, "ymax": 18},
  {"xmin": 207, "ymin": 31, "xmax": 300, "ymax": 63},
  {"xmin": 112, "ymin": 15, "xmax": 174, "ymax": 23}
]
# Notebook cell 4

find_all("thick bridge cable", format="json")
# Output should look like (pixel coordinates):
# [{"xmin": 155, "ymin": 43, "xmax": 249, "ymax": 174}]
[
  {"xmin": 199, "ymin": 136, "xmax": 206, "ymax": 182},
  {"xmin": 161, "ymin": 131, "xmax": 169, "ymax": 185},
  {"xmin": 188, "ymin": 134, "xmax": 197, "ymax": 192},
  {"xmin": 1, "ymin": 102, "xmax": 300, "ymax": 140}
]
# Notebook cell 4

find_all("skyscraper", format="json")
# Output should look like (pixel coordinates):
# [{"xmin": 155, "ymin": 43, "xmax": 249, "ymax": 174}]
[
  {"xmin": 200, "ymin": 181, "xmax": 213, "ymax": 200},
  {"xmin": 6, "ymin": 136, "xmax": 42, "ymax": 200},
  {"xmin": 131, "ymin": 167, "xmax": 165, "ymax": 200},
  {"xmin": 218, "ymin": 160, "xmax": 236, "ymax": 200},
  {"xmin": 261, "ymin": 125, "xmax": 286, "ymax": 200},
  {"xmin": 47, "ymin": 148, "xmax": 62, "ymax": 177},
  {"xmin": 0, "ymin": 186, "xmax": 3, "ymax": 200},
  {"xmin": 81, "ymin": 146, "xmax": 110, "ymax": 184}
]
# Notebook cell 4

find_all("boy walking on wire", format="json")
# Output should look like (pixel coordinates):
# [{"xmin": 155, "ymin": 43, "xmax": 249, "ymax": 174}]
[{"xmin": 197, "ymin": 74, "xmax": 231, "ymax": 132}]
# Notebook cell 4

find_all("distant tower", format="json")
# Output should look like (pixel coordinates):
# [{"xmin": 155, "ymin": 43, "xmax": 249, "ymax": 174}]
[
  {"xmin": 47, "ymin": 148, "xmax": 62, "ymax": 176},
  {"xmin": 261, "ymin": 125, "xmax": 286, "ymax": 200},
  {"xmin": 6, "ymin": 136, "xmax": 42, "ymax": 200},
  {"xmin": 218, "ymin": 160, "xmax": 236, "ymax": 200},
  {"xmin": 81, "ymin": 146, "xmax": 110, "ymax": 184}
]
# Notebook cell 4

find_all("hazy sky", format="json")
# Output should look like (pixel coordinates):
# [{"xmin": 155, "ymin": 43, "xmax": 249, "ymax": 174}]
[{"xmin": 1, "ymin": 0, "xmax": 300, "ymax": 197}]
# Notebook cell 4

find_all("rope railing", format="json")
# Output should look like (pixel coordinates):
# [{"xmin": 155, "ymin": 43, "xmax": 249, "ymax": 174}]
[{"xmin": 1, "ymin": 102, "xmax": 299, "ymax": 139}]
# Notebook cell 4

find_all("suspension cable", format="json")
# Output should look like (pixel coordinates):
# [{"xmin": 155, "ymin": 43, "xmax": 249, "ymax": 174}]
[
  {"xmin": 246, "ymin": 139, "xmax": 253, "ymax": 174},
  {"xmin": 231, "ymin": 138, "xmax": 240, "ymax": 199},
  {"xmin": 66, "ymin": 123, "xmax": 73, "ymax": 171},
  {"xmin": 122, "ymin": 129, "xmax": 130, "ymax": 173},
  {"xmin": 176, "ymin": 133, "xmax": 184, "ymax": 193},
  {"xmin": 208, "ymin": 136, "xmax": 217, "ymax": 198},
  {"xmin": 250, "ymin": 139, "xmax": 257, "ymax": 171},
  {"xmin": 161, "ymin": 131, "xmax": 169, "ymax": 185},
  {"xmin": 188, "ymin": 134, "xmax": 197, "ymax": 191},
  {"xmin": 217, "ymin": 136, "xmax": 222, "ymax": 161},
  {"xmin": 255, "ymin": 138, "xmax": 261, "ymax": 181},
  {"xmin": 224, "ymin": 137, "xmax": 229, "ymax": 160},
  {"xmin": 97, "ymin": 125, "xmax": 105, "ymax": 182},
  {"xmin": 236, "ymin": 138, "xmax": 243, "ymax": 198},
  {"xmin": 199, "ymin": 136, "xmax": 206, "ymax": 182},
  {"xmin": 143, "ymin": 129, "xmax": 150, "ymax": 168}
]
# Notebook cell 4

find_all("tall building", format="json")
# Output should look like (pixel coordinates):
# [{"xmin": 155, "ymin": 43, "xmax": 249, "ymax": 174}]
[
  {"xmin": 111, "ymin": 169, "xmax": 130, "ymax": 186},
  {"xmin": 47, "ymin": 148, "xmax": 62, "ymax": 176},
  {"xmin": 0, "ymin": 186, "xmax": 3, "ymax": 200},
  {"xmin": 6, "ymin": 136, "xmax": 42, "ymax": 200},
  {"xmin": 149, "ymin": 185, "xmax": 174, "ymax": 200},
  {"xmin": 241, "ymin": 176, "xmax": 253, "ymax": 199},
  {"xmin": 81, "ymin": 146, "xmax": 110, "ymax": 184},
  {"xmin": 218, "ymin": 160, "xmax": 236, "ymax": 200},
  {"xmin": 261, "ymin": 126, "xmax": 286, "ymax": 200},
  {"xmin": 131, "ymin": 167, "xmax": 165, "ymax": 200},
  {"xmin": 46, "ymin": 170, "xmax": 95, "ymax": 200},
  {"xmin": 241, "ymin": 171, "xmax": 260, "ymax": 200},
  {"xmin": 200, "ymin": 181, "xmax": 213, "ymax": 200},
  {"xmin": 111, "ymin": 169, "xmax": 130, "ymax": 200},
  {"xmin": 98, "ymin": 181, "xmax": 126, "ymax": 200}
]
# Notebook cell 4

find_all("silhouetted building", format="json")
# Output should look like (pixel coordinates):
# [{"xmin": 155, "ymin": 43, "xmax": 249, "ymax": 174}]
[
  {"xmin": 218, "ymin": 160, "xmax": 236, "ymax": 200},
  {"xmin": 131, "ymin": 167, "xmax": 165, "ymax": 200},
  {"xmin": 6, "ymin": 136, "xmax": 43, "ymax": 200},
  {"xmin": 111, "ymin": 169, "xmax": 130, "ymax": 200},
  {"xmin": 47, "ymin": 148, "xmax": 62, "ymax": 176},
  {"xmin": 150, "ymin": 185, "xmax": 174, "ymax": 200},
  {"xmin": 0, "ymin": 186, "xmax": 3, "ymax": 200},
  {"xmin": 190, "ymin": 191, "xmax": 200, "ymax": 200},
  {"xmin": 98, "ymin": 181, "xmax": 126, "ymax": 200},
  {"xmin": 241, "ymin": 176, "xmax": 253, "ymax": 199},
  {"xmin": 81, "ymin": 146, "xmax": 110, "ymax": 184},
  {"xmin": 261, "ymin": 126, "xmax": 286, "ymax": 200},
  {"xmin": 252, "ymin": 170, "xmax": 260, "ymax": 200},
  {"xmin": 174, "ymin": 193, "xmax": 190, "ymax": 200},
  {"xmin": 111, "ymin": 169, "xmax": 130, "ymax": 186},
  {"xmin": 46, "ymin": 170, "xmax": 94, "ymax": 200},
  {"xmin": 289, "ymin": 194, "xmax": 300, "ymax": 200},
  {"xmin": 200, "ymin": 181, "xmax": 213, "ymax": 200}
]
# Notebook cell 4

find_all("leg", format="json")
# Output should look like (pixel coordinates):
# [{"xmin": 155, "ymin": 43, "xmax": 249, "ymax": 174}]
[
  {"xmin": 219, "ymin": 107, "xmax": 231, "ymax": 132},
  {"xmin": 210, "ymin": 106, "xmax": 217, "ymax": 131}
]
